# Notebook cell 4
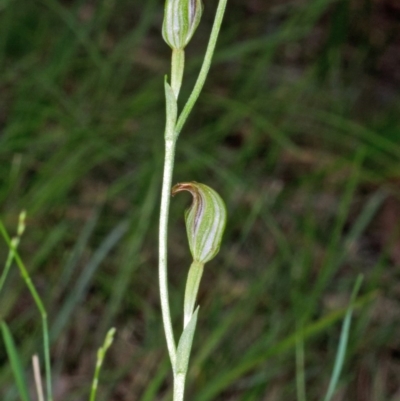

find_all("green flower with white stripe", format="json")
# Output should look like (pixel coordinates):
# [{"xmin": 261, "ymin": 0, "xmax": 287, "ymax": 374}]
[
  {"xmin": 172, "ymin": 182, "xmax": 227, "ymax": 264},
  {"xmin": 162, "ymin": 0, "xmax": 203, "ymax": 50}
]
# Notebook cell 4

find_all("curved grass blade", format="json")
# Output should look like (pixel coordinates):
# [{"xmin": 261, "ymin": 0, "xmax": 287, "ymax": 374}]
[
  {"xmin": 51, "ymin": 219, "xmax": 128, "ymax": 340},
  {"xmin": 323, "ymin": 274, "xmax": 363, "ymax": 401},
  {"xmin": 1, "ymin": 321, "xmax": 32, "ymax": 401},
  {"xmin": 196, "ymin": 288, "xmax": 374, "ymax": 401}
]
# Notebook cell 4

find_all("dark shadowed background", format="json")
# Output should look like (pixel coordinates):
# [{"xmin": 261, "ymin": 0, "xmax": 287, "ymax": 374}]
[{"xmin": 0, "ymin": 0, "xmax": 400, "ymax": 400}]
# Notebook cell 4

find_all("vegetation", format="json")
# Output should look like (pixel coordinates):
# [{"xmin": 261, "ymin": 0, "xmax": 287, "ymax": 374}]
[{"xmin": 0, "ymin": 0, "xmax": 399, "ymax": 400}]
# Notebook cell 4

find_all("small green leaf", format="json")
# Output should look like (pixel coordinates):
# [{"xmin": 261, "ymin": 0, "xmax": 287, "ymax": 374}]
[
  {"xmin": 1, "ymin": 321, "xmax": 31, "ymax": 401},
  {"xmin": 162, "ymin": 0, "xmax": 203, "ymax": 50},
  {"xmin": 172, "ymin": 182, "xmax": 227, "ymax": 264},
  {"xmin": 175, "ymin": 306, "xmax": 199, "ymax": 375},
  {"xmin": 183, "ymin": 261, "xmax": 203, "ymax": 328}
]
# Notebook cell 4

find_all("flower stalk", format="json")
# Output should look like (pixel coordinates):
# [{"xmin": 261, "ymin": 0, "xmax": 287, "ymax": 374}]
[{"xmin": 158, "ymin": 1, "xmax": 228, "ymax": 400}]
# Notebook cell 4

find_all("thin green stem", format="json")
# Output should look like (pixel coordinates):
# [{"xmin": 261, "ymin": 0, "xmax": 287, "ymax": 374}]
[
  {"xmin": 171, "ymin": 49, "xmax": 185, "ymax": 99},
  {"xmin": 175, "ymin": 0, "xmax": 228, "ymax": 137},
  {"xmin": 0, "ymin": 221, "xmax": 53, "ymax": 401},
  {"xmin": 89, "ymin": 327, "xmax": 116, "ymax": 401},
  {"xmin": 0, "ymin": 211, "xmax": 25, "ymax": 294},
  {"xmin": 159, "ymin": 137, "xmax": 177, "ymax": 368},
  {"xmin": 323, "ymin": 275, "xmax": 363, "ymax": 401},
  {"xmin": 173, "ymin": 372, "xmax": 186, "ymax": 401},
  {"xmin": 159, "ymin": 66, "xmax": 179, "ymax": 368},
  {"xmin": 42, "ymin": 318, "xmax": 52, "ymax": 401},
  {"xmin": 0, "ymin": 237, "xmax": 19, "ymax": 294},
  {"xmin": 159, "ymin": 1, "xmax": 228, "ymax": 397}
]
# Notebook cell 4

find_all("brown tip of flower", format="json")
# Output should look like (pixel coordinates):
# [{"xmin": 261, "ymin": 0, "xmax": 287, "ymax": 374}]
[
  {"xmin": 172, "ymin": 181, "xmax": 227, "ymax": 264},
  {"xmin": 171, "ymin": 182, "xmax": 199, "ymax": 197}
]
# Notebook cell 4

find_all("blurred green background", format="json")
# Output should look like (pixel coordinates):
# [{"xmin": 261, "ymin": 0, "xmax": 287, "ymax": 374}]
[{"xmin": 0, "ymin": 0, "xmax": 400, "ymax": 400}]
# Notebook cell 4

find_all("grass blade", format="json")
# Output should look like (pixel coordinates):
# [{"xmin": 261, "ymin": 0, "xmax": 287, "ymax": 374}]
[
  {"xmin": 1, "ymin": 321, "xmax": 31, "ymax": 401},
  {"xmin": 197, "ymin": 289, "xmax": 374, "ymax": 401},
  {"xmin": 295, "ymin": 324, "xmax": 307, "ymax": 401},
  {"xmin": 0, "ymin": 220, "xmax": 53, "ymax": 401},
  {"xmin": 323, "ymin": 275, "xmax": 363, "ymax": 401},
  {"xmin": 51, "ymin": 219, "xmax": 129, "ymax": 340}
]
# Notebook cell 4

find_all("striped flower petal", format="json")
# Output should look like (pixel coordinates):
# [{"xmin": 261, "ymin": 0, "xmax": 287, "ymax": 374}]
[
  {"xmin": 162, "ymin": 0, "xmax": 203, "ymax": 50},
  {"xmin": 172, "ymin": 182, "xmax": 227, "ymax": 264}
]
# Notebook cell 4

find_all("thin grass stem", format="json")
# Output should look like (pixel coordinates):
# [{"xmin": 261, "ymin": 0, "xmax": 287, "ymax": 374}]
[
  {"xmin": 295, "ymin": 324, "xmax": 307, "ymax": 401},
  {"xmin": 89, "ymin": 327, "xmax": 116, "ymax": 401},
  {"xmin": 32, "ymin": 354, "xmax": 45, "ymax": 401},
  {"xmin": 0, "ymin": 237, "xmax": 19, "ymax": 294},
  {"xmin": 0, "ymin": 221, "xmax": 53, "ymax": 401},
  {"xmin": 323, "ymin": 275, "xmax": 363, "ymax": 401},
  {"xmin": 0, "ymin": 211, "xmax": 26, "ymax": 294}
]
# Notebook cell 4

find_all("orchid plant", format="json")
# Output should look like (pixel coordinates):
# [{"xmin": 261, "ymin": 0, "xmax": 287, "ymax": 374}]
[
  {"xmin": 0, "ymin": 2, "xmax": 362, "ymax": 401},
  {"xmin": 158, "ymin": 0, "xmax": 228, "ymax": 400}
]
